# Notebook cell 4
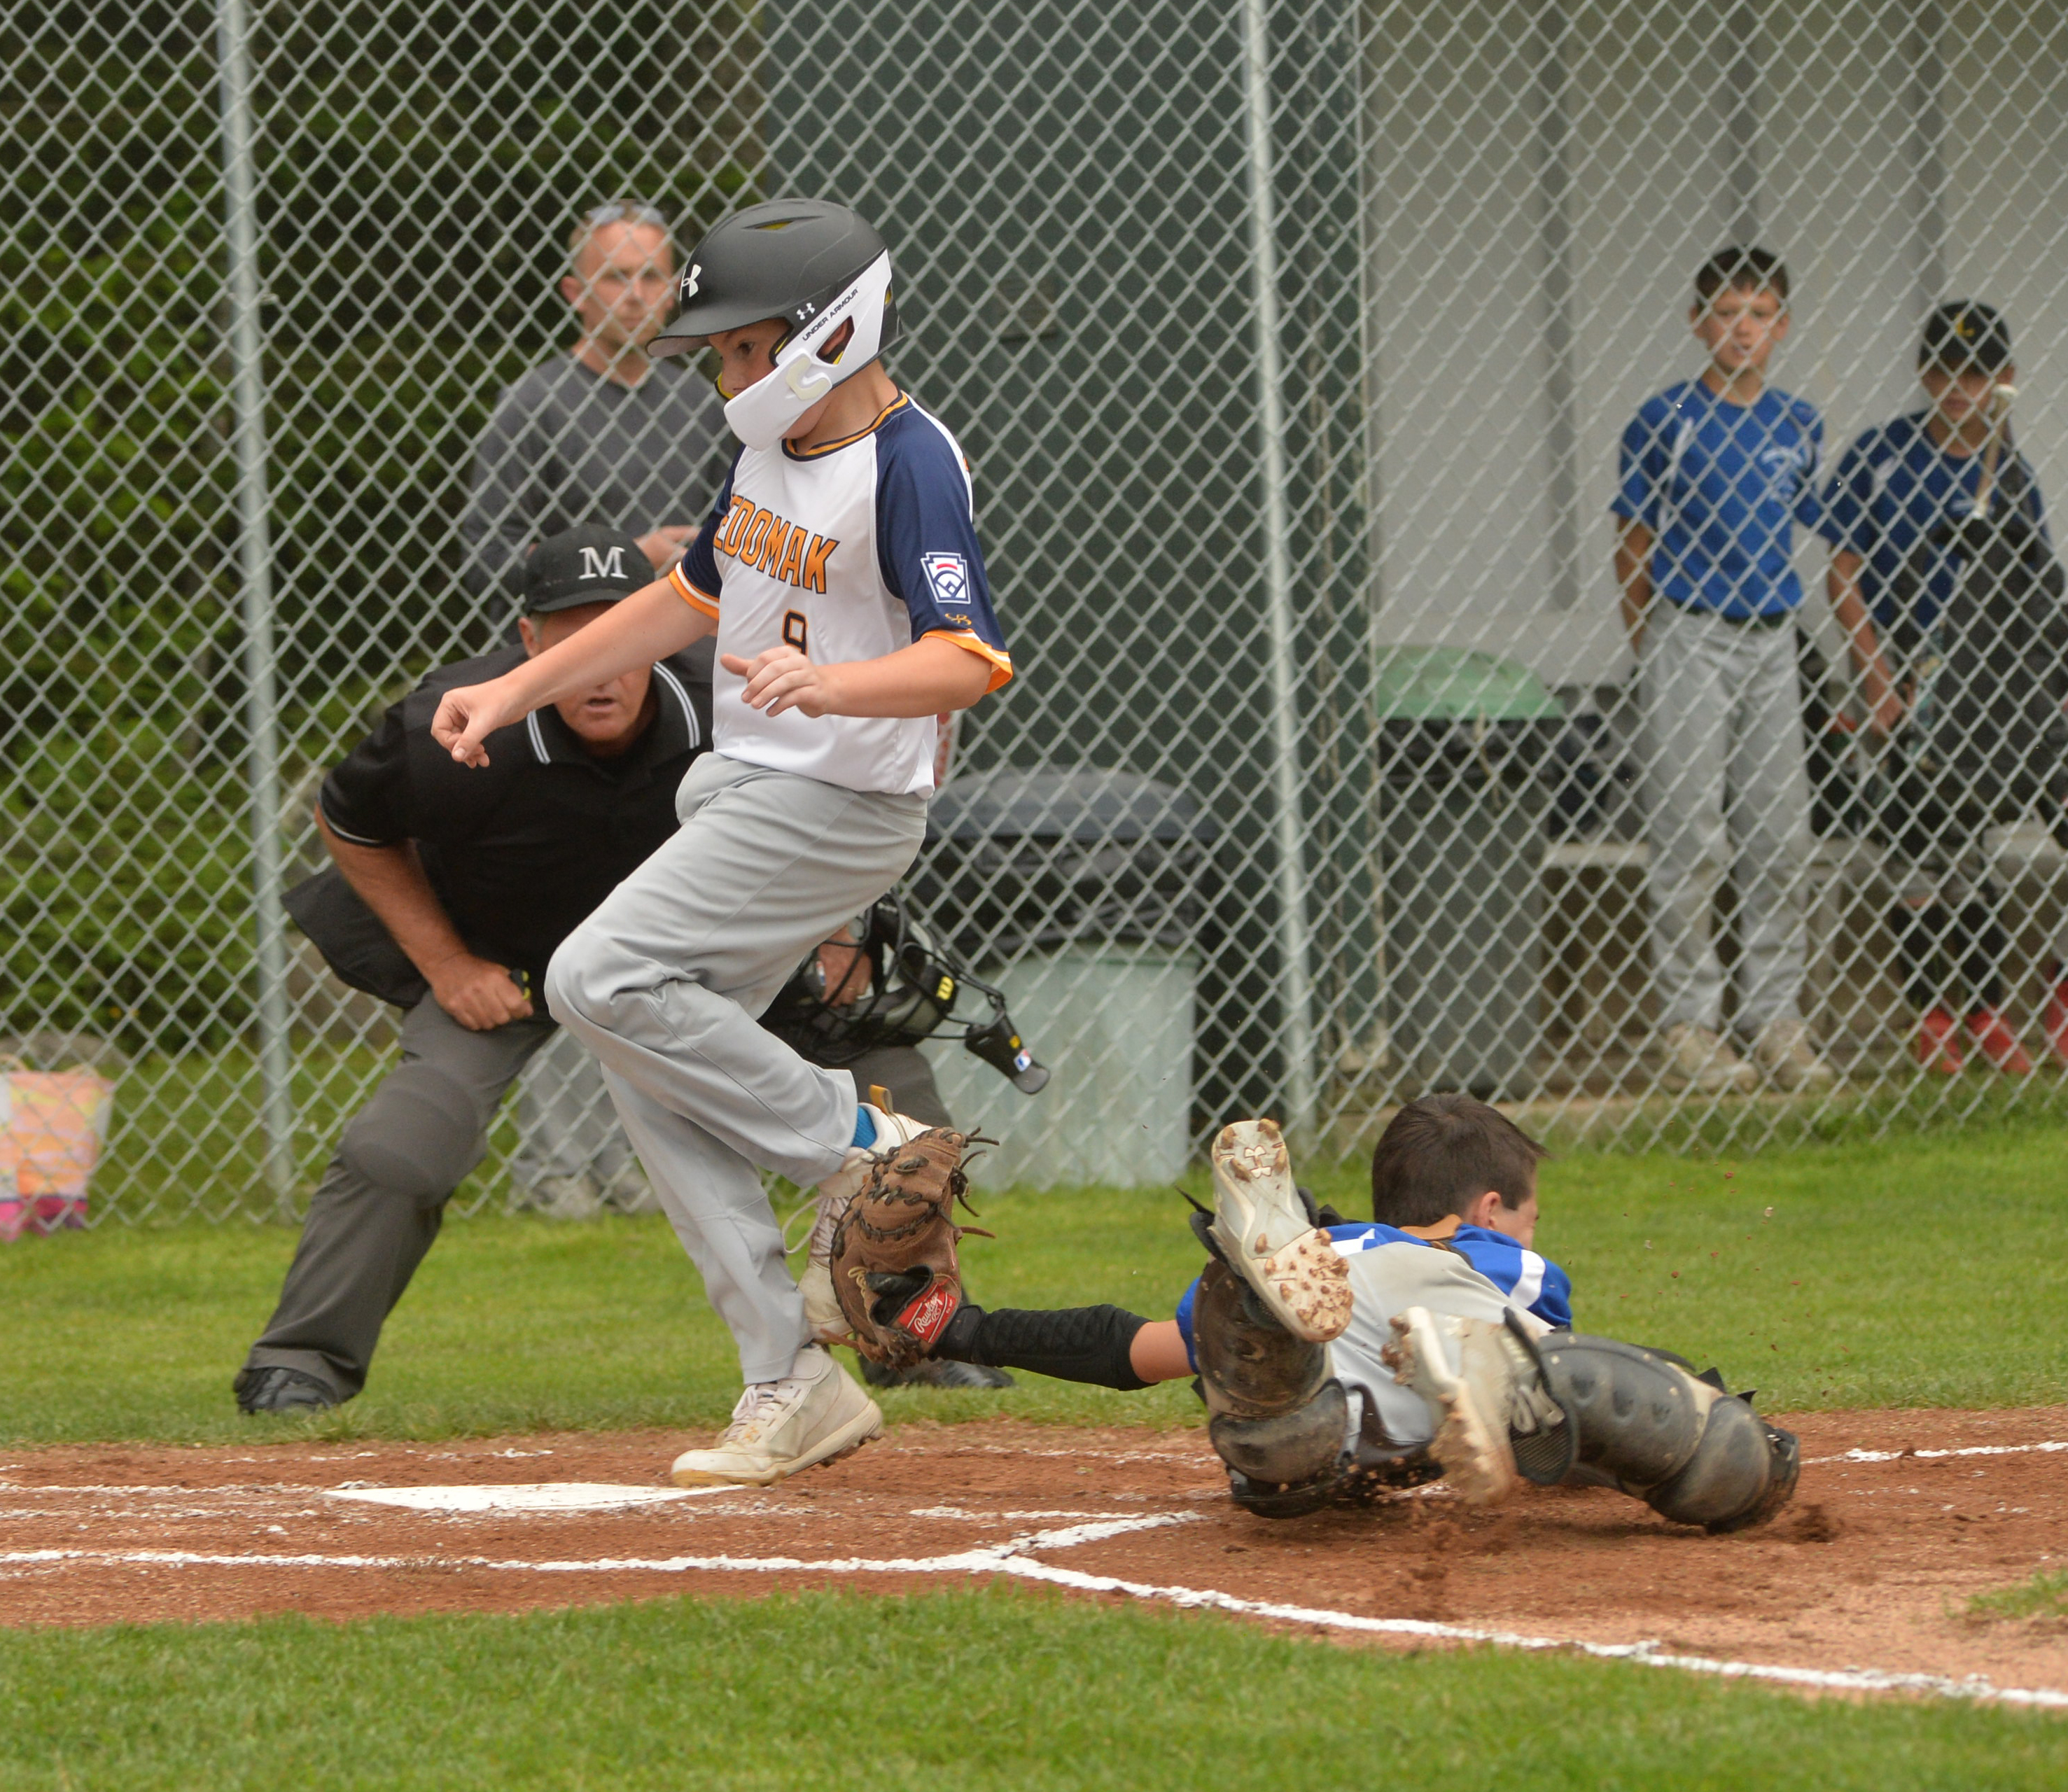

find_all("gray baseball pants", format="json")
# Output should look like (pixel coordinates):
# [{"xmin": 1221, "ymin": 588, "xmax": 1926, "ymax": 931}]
[
  {"xmin": 509, "ymin": 1035, "xmax": 949, "ymax": 1201},
  {"xmin": 545, "ymin": 752, "xmax": 927, "ymax": 1385},
  {"xmin": 242, "ymin": 996, "xmax": 557, "ymax": 1399},
  {"xmin": 1637, "ymin": 600, "xmax": 1814, "ymax": 1034}
]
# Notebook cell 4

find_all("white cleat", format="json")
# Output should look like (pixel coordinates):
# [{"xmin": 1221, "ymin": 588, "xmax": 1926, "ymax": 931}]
[
  {"xmin": 1381, "ymin": 1306, "xmax": 1520, "ymax": 1507},
  {"xmin": 669, "ymin": 1347, "xmax": 883, "ymax": 1488},
  {"xmin": 1206, "ymin": 1119, "xmax": 1350, "ymax": 1344}
]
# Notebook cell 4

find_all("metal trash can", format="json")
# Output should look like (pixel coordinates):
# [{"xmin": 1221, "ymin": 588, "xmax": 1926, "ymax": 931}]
[
  {"xmin": 1376, "ymin": 649, "xmax": 1574, "ymax": 1100},
  {"xmin": 911, "ymin": 769, "xmax": 1213, "ymax": 1188}
]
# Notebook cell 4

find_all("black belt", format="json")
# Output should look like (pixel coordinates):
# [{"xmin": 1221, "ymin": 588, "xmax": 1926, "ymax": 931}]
[{"xmin": 1668, "ymin": 601, "xmax": 1793, "ymax": 631}]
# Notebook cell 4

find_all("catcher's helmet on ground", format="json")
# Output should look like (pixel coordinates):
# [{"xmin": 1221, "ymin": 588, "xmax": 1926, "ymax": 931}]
[{"xmin": 650, "ymin": 197, "xmax": 900, "ymax": 450}]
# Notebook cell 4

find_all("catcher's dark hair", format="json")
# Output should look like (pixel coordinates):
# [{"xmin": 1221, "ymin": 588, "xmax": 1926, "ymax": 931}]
[
  {"xmin": 1693, "ymin": 244, "xmax": 1789, "ymax": 306},
  {"xmin": 1369, "ymin": 1093, "xmax": 1548, "ymax": 1228}
]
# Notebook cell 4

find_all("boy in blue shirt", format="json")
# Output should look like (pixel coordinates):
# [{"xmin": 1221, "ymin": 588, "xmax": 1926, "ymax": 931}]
[
  {"xmin": 1613, "ymin": 247, "xmax": 1833, "ymax": 1096},
  {"xmin": 918, "ymin": 1095, "xmax": 1796, "ymax": 1532},
  {"xmin": 1817, "ymin": 302, "xmax": 2068, "ymax": 1074}
]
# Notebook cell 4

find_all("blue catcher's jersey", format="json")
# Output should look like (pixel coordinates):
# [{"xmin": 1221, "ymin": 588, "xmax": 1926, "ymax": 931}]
[{"xmin": 1174, "ymin": 1222, "xmax": 1573, "ymax": 1365}]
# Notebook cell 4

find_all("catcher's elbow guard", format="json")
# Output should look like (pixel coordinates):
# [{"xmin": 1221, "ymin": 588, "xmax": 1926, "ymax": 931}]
[{"xmin": 1530, "ymin": 1331, "xmax": 1799, "ymax": 1534}]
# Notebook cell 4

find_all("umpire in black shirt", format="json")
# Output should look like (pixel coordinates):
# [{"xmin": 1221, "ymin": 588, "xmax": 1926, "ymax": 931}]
[{"xmin": 234, "ymin": 525, "xmax": 710, "ymax": 1412}]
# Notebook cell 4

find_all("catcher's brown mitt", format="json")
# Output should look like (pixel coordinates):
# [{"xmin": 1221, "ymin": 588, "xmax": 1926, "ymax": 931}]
[{"xmin": 828, "ymin": 1128, "xmax": 991, "ymax": 1368}]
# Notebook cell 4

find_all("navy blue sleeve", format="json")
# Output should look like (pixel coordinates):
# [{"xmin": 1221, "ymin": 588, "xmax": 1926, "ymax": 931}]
[
  {"xmin": 874, "ymin": 409, "xmax": 1013, "ymax": 689},
  {"xmin": 1817, "ymin": 432, "xmax": 1876, "ymax": 556},
  {"xmin": 671, "ymin": 454, "xmax": 740, "ymax": 615},
  {"xmin": 1612, "ymin": 394, "xmax": 1672, "ymax": 528}
]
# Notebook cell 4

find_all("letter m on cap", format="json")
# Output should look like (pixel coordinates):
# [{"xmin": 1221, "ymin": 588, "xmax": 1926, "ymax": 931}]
[{"xmin": 580, "ymin": 545, "xmax": 627, "ymax": 580}]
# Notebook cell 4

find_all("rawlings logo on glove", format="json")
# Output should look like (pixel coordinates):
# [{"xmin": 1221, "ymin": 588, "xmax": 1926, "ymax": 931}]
[{"xmin": 827, "ymin": 1128, "xmax": 991, "ymax": 1368}]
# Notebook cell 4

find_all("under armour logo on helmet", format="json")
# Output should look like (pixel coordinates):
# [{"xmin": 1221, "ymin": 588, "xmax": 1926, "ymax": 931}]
[{"xmin": 678, "ymin": 262, "xmax": 701, "ymax": 301}]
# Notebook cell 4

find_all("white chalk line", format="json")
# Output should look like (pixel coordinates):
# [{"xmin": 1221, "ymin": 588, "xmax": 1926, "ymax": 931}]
[
  {"xmin": 0, "ymin": 1513, "xmax": 1196, "ymax": 1579},
  {"xmin": 910, "ymin": 1507, "xmax": 1127, "ymax": 1521},
  {"xmin": 1805, "ymin": 1441, "xmax": 2068, "ymax": 1466},
  {"xmin": 989, "ymin": 1558, "xmax": 2068, "ymax": 1711},
  {"xmin": 5, "ymin": 1507, "xmax": 2067, "ymax": 1711},
  {"xmin": 323, "ymin": 1483, "xmax": 734, "ymax": 1513}
]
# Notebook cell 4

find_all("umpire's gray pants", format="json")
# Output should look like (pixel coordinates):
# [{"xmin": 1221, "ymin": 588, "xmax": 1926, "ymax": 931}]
[
  {"xmin": 1637, "ymin": 601, "xmax": 1814, "ymax": 1033},
  {"xmin": 545, "ymin": 753, "xmax": 926, "ymax": 1385},
  {"xmin": 243, "ymin": 997, "xmax": 556, "ymax": 1399}
]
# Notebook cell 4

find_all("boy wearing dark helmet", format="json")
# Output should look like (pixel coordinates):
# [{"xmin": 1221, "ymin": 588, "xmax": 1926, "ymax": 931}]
[
  {"xmin": 432, "ymin": 200, "xmax": 1013, "ymax": 1487},
  {"xmin": 1818, "ymin": 302, "xmax": 2068, "ymax": 1074}
]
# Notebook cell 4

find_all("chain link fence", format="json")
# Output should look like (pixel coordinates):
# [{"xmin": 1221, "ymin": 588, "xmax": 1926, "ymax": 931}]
[{"xmin": 4, "ymin": 1, "xmax": 2067, "ymax": 1224}]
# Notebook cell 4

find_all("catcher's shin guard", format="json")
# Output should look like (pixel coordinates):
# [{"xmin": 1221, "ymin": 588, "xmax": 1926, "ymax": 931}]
[
  {"xmin": 1194, "ymin": 1258, "xmax": 1348, "ymax": 1518},
  {"xmin": 1531, "ymin": 1331, "xmax": 1798, "ymax": 1533}
]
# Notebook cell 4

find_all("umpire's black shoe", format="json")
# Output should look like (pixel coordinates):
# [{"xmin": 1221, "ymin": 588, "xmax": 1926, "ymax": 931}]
[
  {"xmin": 858, "ymin": 1357, "xmax": 1014, "ymax": 1391},
  {"xmin": 234, "ymin": 1366, "xmax": 340, "ymax": 1414}
]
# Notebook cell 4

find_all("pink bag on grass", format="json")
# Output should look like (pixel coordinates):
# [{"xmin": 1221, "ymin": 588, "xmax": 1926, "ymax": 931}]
[{"xmin": 0, "ymin": 1059, "xmax": 114, "ymax": 1241}]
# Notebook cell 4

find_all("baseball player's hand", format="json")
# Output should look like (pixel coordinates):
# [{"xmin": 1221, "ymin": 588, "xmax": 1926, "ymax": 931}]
[
  {"xmin": 426, "ymin": 952, "xmax": 533, "ymax": 1031},
  {"xmin": 722, "ymin": 646, "xmax": 839, "ymax": 718},
  {"xmin": 637, "ymin": 525, "xmax": 696, "ymax": 572},
  {"xmin": 1866, "ymin": 690, "xmax": 1906, "ymax": 737},
  {"xmin": 431, "ymin": 678, "xmax": 528, "ymax": 768}
]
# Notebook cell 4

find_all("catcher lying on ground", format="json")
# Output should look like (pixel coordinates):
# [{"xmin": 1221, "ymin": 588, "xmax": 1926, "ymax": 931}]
[{"xmin": 856, "ymin": 1093, "xmax": 1798, "ymax": 1530}]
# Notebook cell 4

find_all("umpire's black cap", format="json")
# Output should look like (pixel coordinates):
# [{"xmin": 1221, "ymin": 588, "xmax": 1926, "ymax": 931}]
[
  {"xmin": 524, "ymin": 523, "xmax": 649, "ymax": 615},
  {"xmin": 1920, "ymin": 301, "xmax": 2013, "ymax": 374}
]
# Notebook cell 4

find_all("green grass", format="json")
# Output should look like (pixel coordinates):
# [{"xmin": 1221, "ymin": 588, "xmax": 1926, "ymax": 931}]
[
  {"xmin": 2, "ymin": 1586, "xmax": 2062, "ymax": 1791},
  {"xmin": 6, "ymin": 1133, "xmax": 2064, "ymax": 1779},
  {"xmin": 5, "ymin": 1119, "xmax": 2067, "ymax": 1446},
  {"xmin": 1969, "ymin": 1572, "xmax": 2068, "ymax": 1625}
]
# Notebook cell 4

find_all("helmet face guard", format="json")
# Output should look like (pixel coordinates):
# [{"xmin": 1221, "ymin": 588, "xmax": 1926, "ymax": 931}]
[{"xmin": 720, "ymin": 251, "xmax": 896, "ymax": 451}]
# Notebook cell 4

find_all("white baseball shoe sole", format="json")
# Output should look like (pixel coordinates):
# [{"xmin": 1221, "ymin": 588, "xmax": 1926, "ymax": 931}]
[
  {"xmin": 1381, "ymin": 1306, "xmax": 1519, "ymax": 1507},
  {"xmin": 669, "ymin": 1349, "xmax": 883, "ymax": 1488},
  {"xmin": 1206, "ymin": 1119, "xmax": 1350, "ymax": 1344}
]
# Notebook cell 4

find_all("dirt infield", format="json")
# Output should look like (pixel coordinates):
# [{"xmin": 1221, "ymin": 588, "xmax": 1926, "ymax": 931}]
[{"xmin": 4, "ymin": 1406, "xmax": 2065, "ymax": 1704}]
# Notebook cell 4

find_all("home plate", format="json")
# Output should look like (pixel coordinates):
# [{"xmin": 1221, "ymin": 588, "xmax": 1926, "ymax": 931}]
[{"xmin": 325, "ymin": 1483, "xmax": 729, "ymax": 1513}]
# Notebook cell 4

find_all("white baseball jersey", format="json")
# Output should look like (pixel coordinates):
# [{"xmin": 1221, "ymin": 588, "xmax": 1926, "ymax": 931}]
[{"xmin": 669, "ymin": 393, "xmax": 1012, "ymax": 795}]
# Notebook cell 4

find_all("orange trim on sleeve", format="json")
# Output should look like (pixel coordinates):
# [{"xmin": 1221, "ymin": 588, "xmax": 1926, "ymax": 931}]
[
  {"xmin": 669, "ymin": 564, "xmax": 721, "ymax": 618},
  {"xmin": 924, "ymin": 628, "xmax": 1014, "ymax": 692}
]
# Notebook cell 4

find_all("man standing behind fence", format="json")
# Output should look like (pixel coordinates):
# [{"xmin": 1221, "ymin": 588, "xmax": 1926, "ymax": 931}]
[
  {"xmin": 461, "ymin": 201, "xmax": 732, "ymax": 1216},
  {"xmin": 1612, "ymin": 247, "xmax": 1834, "ymax": 1096},
  {"xmin": 461, "ymin": 200, "xmax": 731, "ymax": 613}
]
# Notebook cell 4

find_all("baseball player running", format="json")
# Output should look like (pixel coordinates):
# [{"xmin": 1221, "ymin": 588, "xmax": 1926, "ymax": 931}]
[
  {"xmin": 897, "ymin": 1096, "xmax": 1796, "ymax": 1529},
  {"xmin": 429, "ymin": 200, "xmax": 1012, "ymax": 1488}
]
